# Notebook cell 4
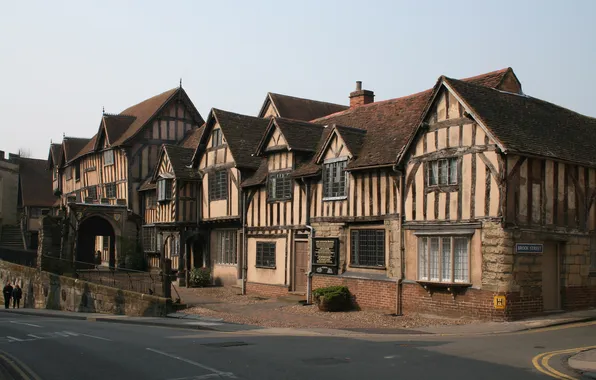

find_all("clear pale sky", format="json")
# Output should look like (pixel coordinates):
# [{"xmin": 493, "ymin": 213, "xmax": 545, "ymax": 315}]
[{"xmin": 1, "ymin": 0, "xmax": 595, "ymax": 159}]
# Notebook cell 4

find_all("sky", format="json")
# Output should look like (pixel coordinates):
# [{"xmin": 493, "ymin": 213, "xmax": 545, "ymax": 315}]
[{"xmin": 1, "ymin": 0, "xmax": 595, "ymax": 159}]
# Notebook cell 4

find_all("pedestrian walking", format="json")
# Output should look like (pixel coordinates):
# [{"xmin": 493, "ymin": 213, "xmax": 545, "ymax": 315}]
[
  {"xmin": 3, "ymin": 282, "xmax": 13, "ymax": 309},
  {"xmin": 12, "ymin": 284, "xmax": 22, "ymax": 309}
]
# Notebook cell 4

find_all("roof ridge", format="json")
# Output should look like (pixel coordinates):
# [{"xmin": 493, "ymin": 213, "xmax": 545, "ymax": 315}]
[
  {"xmin": 213, "ymin": 108, "xmax": 265, "ymax": 120},
  {"xmin": 458, "ymin": 67, "xmax": 510, "ymax": 82},
  {"xmin": 104, "ymin": 113, "xmax": 136, "ymax": 119},
  {"xmin": 269, "ymin": 92, "xmax": 347, "ymax": 108},
  {"xmin": 119, "ymin": 87, "xmax": 178, "ymax": 115},
  {"xmin": 334, "ymin": 124, "xmax": 367, "ymax": 133}
]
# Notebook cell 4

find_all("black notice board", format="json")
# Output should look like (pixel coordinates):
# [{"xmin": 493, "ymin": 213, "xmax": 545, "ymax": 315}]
[{"xmin": 312, "ymin": 238, "xmax": 339, "ymax": 275}]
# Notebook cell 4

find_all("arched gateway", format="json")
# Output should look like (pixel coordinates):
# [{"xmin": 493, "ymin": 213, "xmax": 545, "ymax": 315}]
[{"xmin": 76, "ymin": 215, "xmax": 116, "ymax": 267}]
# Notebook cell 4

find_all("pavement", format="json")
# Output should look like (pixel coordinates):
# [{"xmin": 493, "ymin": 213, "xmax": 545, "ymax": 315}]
[
  {"xmin": 568, "ymin": 349, "xmax": 596, "ymax": 379},
  {"xmin": 0, "ymin": 308, "xmax": 594, "ymax": 379}
]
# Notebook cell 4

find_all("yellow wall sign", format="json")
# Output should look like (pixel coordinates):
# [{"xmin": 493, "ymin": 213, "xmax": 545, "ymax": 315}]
[{"xmin": 494, "ymin": 295, "xmax": 506, "ymax": 310}]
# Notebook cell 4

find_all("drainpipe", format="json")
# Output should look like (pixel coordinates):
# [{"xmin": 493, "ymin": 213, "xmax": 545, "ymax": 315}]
[
  {"xmin": 393, "ymin": 164, "xmax": 406, "ymax": 316},
  {"xmin": 302, "ymin": 178, "xmax": 314, "ymax": 305},
  {"xmin": 241, "ymin": 185, "xmax": 248, "ymax": 296}
]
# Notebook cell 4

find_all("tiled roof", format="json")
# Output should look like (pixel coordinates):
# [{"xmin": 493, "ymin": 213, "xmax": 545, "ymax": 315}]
[
  {"xmin": 48, "ymin": 143, "xmax": 62, "ymax": 168},
  {"xmin": 241, "ymin": 159, "xmax": 269, "ymax": 187},
  {"xmin": 211, "ymin": 109, "xmax": 270, "ymax": 169},
  {"xmin": 163, "ymin": 145, "xmax": 197, "ymax": 179},
  {"xmin": 262, "ymin": 93, "xmax": 348, "ymax": 121},
  {"xmin": 62, "ymin": 137, "xmax": 91, "ymax": 163},
  {"xmin": 445, "ymin": 77, "xmax": 596, "ymax": 167},
  {"xmin": 271, "ymin": 118, "xmax": 326, "ymax": 152},
  {"xmin": 18, "ymin": 157, "xmax": 56, "ymax": 207},
  {"xmin": 180, "ymin": 124, "xmax": 204, "ymax": 149},
  {"xmin": 103, "ymin": 114, "xmax": 135, "ymax": 145},
  {"xmin": 310, "ymin": 68, "xmax": 514, "ymax": 170},
  {"xmin": 138, "ymin": 177, "xmax": 156, "ymax": 191}
]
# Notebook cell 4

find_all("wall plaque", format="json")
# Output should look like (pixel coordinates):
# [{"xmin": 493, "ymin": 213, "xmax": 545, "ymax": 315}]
[
  {"xmin": 312, "ymin": 238, "xmax": 339, "ymax": 275},
  {"xmin": 515, "ymin": 243, "xmax": 543, "ymax": 254}
]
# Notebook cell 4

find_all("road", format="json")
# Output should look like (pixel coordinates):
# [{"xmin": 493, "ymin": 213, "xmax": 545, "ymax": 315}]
[{"xmin": 0, "ymin": 311, "xmax": 593, "ymax": 380}]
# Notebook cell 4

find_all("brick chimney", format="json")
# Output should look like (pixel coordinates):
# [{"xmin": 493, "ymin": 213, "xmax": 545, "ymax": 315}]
[{"xmin": 349, "ymin": 81, "xmax": 374, "ymax": 108}]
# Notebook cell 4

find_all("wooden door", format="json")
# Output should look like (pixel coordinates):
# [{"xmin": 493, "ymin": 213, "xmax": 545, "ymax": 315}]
[
  {"xmin": 542, "ymin": 242, "xmax": 560, "ymax": 311},
  {"xmin": 294, "ymin": 241, "xmax": 309, "ymax": 292}
]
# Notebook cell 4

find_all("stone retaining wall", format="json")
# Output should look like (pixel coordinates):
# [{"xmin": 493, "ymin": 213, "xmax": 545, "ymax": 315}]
[{"xmin": 0, "ymin": 260, "xmax": 169, "ymax": 317}]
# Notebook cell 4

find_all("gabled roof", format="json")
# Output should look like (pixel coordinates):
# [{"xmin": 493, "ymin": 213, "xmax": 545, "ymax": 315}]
[
  {"xmin": 161, "ymin": 145, "xmax": 197, "ymax": 179},
  {"xmin": 18, "ymin": 157, "xmax": 55, "ymax": 207},
  {"xmin": 442, "ymin": 77, "xmax": 596, "ymax": 167},
  {"xmin": 193, "ymin": 109, "xmax": 270, "ymax": 170},
  {"xmin": 48, "ymin": 143, "xmax": 62, "ymax": 169},
  {"xmin": 62, "ymin": 137, "xmax": 91, "ymax": 164},
  {"xmin": 314, "ymin": 124, "xmax": 367, "ymax": 164},
  {"xmin": 310, "ymin": 67, "xmax": 517, "ymax": 170},
  {"xmin": 180, "ymin": 124, "xmax": 205, "ymax": 149},
  {"xmin": 258, "ymin": 92, "xmax": 348, "ymax": 121},
  {"xmin": 66, "ymin": 87, "xmax": 204, "ymax": 164},
  {"xmin": 255, "ymin": 118, "xmax": 326, "ymax": 156}
]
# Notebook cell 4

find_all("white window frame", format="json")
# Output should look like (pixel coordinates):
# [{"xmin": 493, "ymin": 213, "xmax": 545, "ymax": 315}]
[
  {"xmin": 323, "ymin": 157, "xmax": 348, "ymax": 200},
  {"xmin": 157, "ymin": 179, "xmax": 173, "ymax": 202},
  {"xmin": 417, "ymin": 233, "xmax": 471, "ymax": 284},
  {"xmin": 426, "ymin": 157, "xmax": 458, "ymax": 187}
]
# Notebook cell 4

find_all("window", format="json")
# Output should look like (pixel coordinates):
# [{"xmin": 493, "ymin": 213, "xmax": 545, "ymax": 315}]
[
  {"xmin": 146, "ymin": 193, "xmax": 157, "ymax": 209},
  {"xmin": 41, "ymin": 209, "xmax": 49, "ymax": 216},
  {"xmin": 104, "ymin": 183, "xmax": 116, "ymax": 198},
  {"xmin": 157, "ymin": 179, "xmax": 173, "ymax": 202},
  {"xmin": 53, "ymin": 168, "xmax": 58, "ymax": 180},
  {"xmin": 256, "ymin": 242, "xmax": 276, "ymax": 268},
  {"xmin": 211, "ymin": 129, "xmax": 223, "ymax": 148},
  {"xmin": 75, "ymin": 164, "xmax": 80, "ymax": 182},
  {"xmin": 30, "ymin": 208, "xmax": 42, "ymax": 218},
  {"xmin": 350, "ymin": 229, "xmax": 385, "ymax": 267},
  {"xmin": 102, "ymin": 236, "xmax": 109, "ymax": 250},
  {"xmin": 209, "ymin": 170, "xmax": 227, "ymax": 201},
  {"xmin": 143, "ymin": 228, "xmax": 157, "ymax": 252},
  {"xmin": 426, "ymin": 158, "xmax": 458, "ymax": 186},
  {"xmin": 268, "ymin": 171, "xmax": 292, "ymax": 201},
  {"xmin": 87, "ymin": 186, "xmax": 97, "ymax": 200},
  {"xmin": 418, "ymin": 236, "xmax": 469, "ymax": 283},
  {"xmin": 104, "ymin": 150, "xmax": 114, "ymax": 166},
  {"xmin": 214, "ymin": 230, "xmax": 237, "ymax": 264},
  {"xmin": 65, "ymin": 166, "xmax": 72, "ymax": 180},
  {"xmin": 323, "ymin": 159, "xmax": 348, "ymax": 199}
]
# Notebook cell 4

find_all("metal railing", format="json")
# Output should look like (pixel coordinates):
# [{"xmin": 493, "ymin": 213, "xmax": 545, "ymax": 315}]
[{"xmin": 41, "ymin": 255, "xmax": 165, "ymax": 297}]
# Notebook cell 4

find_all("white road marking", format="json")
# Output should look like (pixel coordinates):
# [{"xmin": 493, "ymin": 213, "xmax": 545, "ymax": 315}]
[
  {"xmin": 6, "ymin": 336, "xmax": 25, "ymax": 342},
  {"xmin": 27, "ymin": 334, "xmax": 43, "ymax": 339},
  {"xmin": 10, "ymin": 321, "xmax": 42, "ymax": 328},
  {"xmin": 78, "ymin": 333, "xmax": 112, "ymax": 341},
  {"xmin": 168, "ymin": 374, "xmax": 232, "ymax": 380},
  {"xmin": 146, "ymin": 348, "xmax": 236, "ymax": 378}
]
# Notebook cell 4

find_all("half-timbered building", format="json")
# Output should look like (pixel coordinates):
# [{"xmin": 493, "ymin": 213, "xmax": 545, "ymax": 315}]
[
  {"xmin": 51, "ymin": 86, "xmax": 204, "ymax": 267},
  {"xmin": 397, "ymin": 75, "xmax": 596, "ymax": 319}
]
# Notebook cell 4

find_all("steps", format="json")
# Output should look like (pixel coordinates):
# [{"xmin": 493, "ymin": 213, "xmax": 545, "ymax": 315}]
[{"xmin": 0, "ymin": 225, "xmax": 24, "ymax": 249}]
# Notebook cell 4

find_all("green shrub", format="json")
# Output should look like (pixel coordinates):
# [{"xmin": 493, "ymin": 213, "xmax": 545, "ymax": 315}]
[
  {"xmin": 189, "ymin": 267, "xmax": 211, "ymax": 287},
  {"xmin": 312, "ymin": 285, "xmax": 351, "ymax": 312}
]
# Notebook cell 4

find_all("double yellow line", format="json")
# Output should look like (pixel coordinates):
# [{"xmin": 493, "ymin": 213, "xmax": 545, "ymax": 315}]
[
  {"xmin": 0, "ymin": 350, "xmax": 41, "ymax": 380},
  {"xmin": 532, "ymin": 345, "xmax": 596, "ymax": 380}
]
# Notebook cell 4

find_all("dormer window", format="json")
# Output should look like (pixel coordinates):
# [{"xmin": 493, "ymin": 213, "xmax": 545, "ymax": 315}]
[
  {"xmin": 323, "ymin": 158, "xmax": 348, "ymax": 199},
  {"xmin": 157, "ymin": 179, "xmax": 173, "ymax": 202},
  {"xmin": 211, "ymin": 129, "xmax": 223, "ymax": 148},
  {"xmin": 104, "ymin": 150, "xmax": 114, "ymax": 166}
]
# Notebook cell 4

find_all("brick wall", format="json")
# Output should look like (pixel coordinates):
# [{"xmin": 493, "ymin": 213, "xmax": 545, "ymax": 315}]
[
  {"xmin": 562, "ymin": 285, "xmax": 596, "ymax": 310},
  {"xmin": 246, "ymin": 282, "xmax": 289, "ymax": 298},
  {"xmin": 313, "ymin": 274, "xmax": 397, "ymax": 312}
]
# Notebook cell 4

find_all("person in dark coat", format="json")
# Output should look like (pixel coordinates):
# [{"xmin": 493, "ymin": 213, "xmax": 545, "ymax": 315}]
[
  {"xmin": 12, "ymin": 285, "xmax": 22, "ymax": 309},
  {"xmin": 3, "ymin": 282, "xmax": 13, "ymax": 309}
]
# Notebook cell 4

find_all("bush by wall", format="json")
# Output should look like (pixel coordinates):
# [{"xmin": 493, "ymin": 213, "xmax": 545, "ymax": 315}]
[{"xmin": 313, "ymin": 285, "xmax": 352, "ymax": 312}]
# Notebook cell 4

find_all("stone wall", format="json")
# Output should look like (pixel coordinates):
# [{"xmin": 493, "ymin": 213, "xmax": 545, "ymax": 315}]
[{"xmin": 0, "ymin": 260, "xmax": 169, "ymax": 317}]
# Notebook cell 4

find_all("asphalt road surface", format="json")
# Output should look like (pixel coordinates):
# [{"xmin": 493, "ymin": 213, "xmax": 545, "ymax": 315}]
[{"xmin": 0, "ymin": 311, "xmax": 593, "ymax": 379}]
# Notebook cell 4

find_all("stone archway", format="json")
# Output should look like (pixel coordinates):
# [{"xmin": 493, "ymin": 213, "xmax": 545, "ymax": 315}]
[{"xmin": 77, "ymin": 215, "xmax": 116, "ymax": 267}]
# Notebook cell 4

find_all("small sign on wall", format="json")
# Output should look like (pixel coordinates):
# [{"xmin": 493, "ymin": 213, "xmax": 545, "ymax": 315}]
[
  {"xmin": 515, "ymin": 243, "xmax": 543, "ymax": 254},
  {"xmin": 494, "ymin": 295, "xmax": 506, "ymax": 310},
  {"xmin": 312, "ymin": 238, "xmax": 339, "ymax": 275}
]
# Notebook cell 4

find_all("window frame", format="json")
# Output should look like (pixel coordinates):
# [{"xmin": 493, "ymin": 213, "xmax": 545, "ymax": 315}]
[
  {"xmin": 87, "ymin": 186, "xmax": 97, "ymax": 200},
  {"xmin": 322, "ymin": 158, "xmax": 348, "ymax": 200},
  {"xmin": 350, "ymin": 229, "xmax": 386, "ymax": 268},
  {"xmin": 103, "ymin": 150, "xmax": 114, "ymax": 166},
  {"xmin": 211, "ymin": 129, "xmax": 223, "ymax": 148},
  {"xmin": 426, "ymin": 157, "xmax": 458, "ymax": 187},
  {"xmin": 142, "ymin": 227, "xmax": 157, "ymax": 252},
  {"xmin": 146, "ymin": 193, "xmax": 157, "ymax": 209},
  {"xmin": 417, "ymin": 235, "xmax": 471, "ymax": 284},
  {"xmin": 157, "ymin": 179, "xmax": 173, "ymax": 202},
  {"xmin": 170, "ymin": 235, "xmax": 180, "ymax": 257},
  {"xmin": 29, "ymin": 208, "xmax": 42, "ymax": 218},
  {"xmin": 75, "ymin": 164, "xmax": 81, "ymax": 182},
  {"xmin": 256, "ymin": 241, "xmax": 276, "ymax": 268},
  {"xmin": 214, "ymin": 230, "xmax": 237, "ymax": 265},
  {"xmin": 209, "ymin": 170, "xmax": 228, "ymax": 201},
  {"xmin": 65, "ymin": 166, "xmax": 73, "ymax": 180},
  {"xmin": 267, "ymin": 170, "xmax": 292, "ymax": 202},
  {"xmin": 104, "ymin": 183, "xmax": 117, "ymax": 199}
]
